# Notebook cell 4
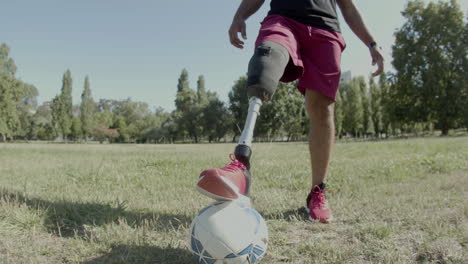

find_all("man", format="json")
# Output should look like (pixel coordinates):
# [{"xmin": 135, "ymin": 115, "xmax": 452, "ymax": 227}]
[{"xmin": 197, "ymin": 0, "xmax": 384, "ymax": 223}]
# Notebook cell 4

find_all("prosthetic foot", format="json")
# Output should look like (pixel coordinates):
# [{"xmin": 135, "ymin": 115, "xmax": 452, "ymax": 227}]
[
  {"xmin": 196, "ymin": 41, "xmax": 289, "ymax": 201},
  {"xmin": 196, "ymin": 98, "xmax": 261, "ymax": 200}
]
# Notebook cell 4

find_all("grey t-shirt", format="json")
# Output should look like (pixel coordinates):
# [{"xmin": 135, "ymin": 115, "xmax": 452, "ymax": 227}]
[{"xmin": 268, "ymin": 0, "xmax": 341, "ymax": 32}]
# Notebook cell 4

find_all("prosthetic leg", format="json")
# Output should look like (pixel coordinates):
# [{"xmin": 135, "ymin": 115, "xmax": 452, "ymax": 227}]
[{"xmin": 197, "ymin": 41, "xmax": 289, "ymax": 200}]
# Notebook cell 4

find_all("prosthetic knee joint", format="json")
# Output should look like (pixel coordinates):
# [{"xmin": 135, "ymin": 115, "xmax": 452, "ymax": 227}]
[{"xmin": 234, "ymin": 41, "xmax": 289, "ymax": 169}]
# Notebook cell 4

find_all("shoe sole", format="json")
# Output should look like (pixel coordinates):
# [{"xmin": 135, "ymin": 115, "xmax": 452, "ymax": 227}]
[
  {"xmin": 196, "ymin": 174, "xmax": 240, "ymax": 201},
  {"xmin": 304, "ymin": 206, "xmax": 333, "ymax": 223}
]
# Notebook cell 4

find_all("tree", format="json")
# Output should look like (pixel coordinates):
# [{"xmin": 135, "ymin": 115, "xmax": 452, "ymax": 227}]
[
  {"xmin": 334, "ymin": 89, "xmax": 344, "ymax": 138},
  {"xmin": 70, "ymin": 116, "xmax": 82, "ymax": 141},
  {"xmin": 112, "ymin": 99, "xmax": 152, "ymax": 141},
  {"xmin": 113, "ymin": 116, "xmax": 130, "ymax": 142},
  {"xmin": 256, "ymin": 82, "xmax": 303, "ymax": 141},
  {"xmin": 177, "ymin": 68, "xmax": 190, "ymax": 93},
  {"xmin": 228, "ymin": 76, "xmax": 249, "ymax": 141},
  {"xmin": 203, "ymin": 96, "xmax": 232, "ymax": 142},
  {"xmin": 93, "ymin": 125, "xmax": 119, "ymax": 143},
  {"xmin": 80, "ymin": 76, "xmax": 95, "ymax": 140},
  {"xmin": 160, "ymin": 112, "xmax": 178, "ymax": 143},
  {"xmin": 33, "ymin": 101, "xmax": 56, "ymax": 140},
  {"xmin": 50, "ymin": 95, "xmax": 60, "ymax": 136},
  {"xmin": 0, "ymin": 43, "xmax": 16, "ymax": 76},
  {"xmin": 194, "ymin": 75, "xmax": 209, "ymax": 141},
  {"xmin": 14, "ymin": 82, "xmax": 38, "ymax": 139},
  {"xmin": 0, "ymin": 43, "xmax": 20, "ymax": 141},
  {"xmin": 197, "ymin": 75, "xmax": 209, "ymax": 106},
  {"xmin": 61, "ymin": 70, "xmax": 73, "ymax": 136},
  {"xmin": 0, "ymin": 44, "xmax": 39, "ymax": 140},
  {"xmin": 343, "ymin": 78, "xmax": 363, "ymax": 136},
  {"xmin": 174, "ymin": 69, "xmax": 199, "ymax": 142},
  {"xmin": 94, "ymin": 109, "xmax": 114, "ymax": 129},
  {"xmin": 140, "ymin": 107, "xmax": 172, "ymax": 143},
  {"xmin": 0, "ymin": 74, "xmax": 19, "ymax": 141},
  {"xmin": 279, "ymin": 82, "xmax": 307, "ymax": 141},
  {"xmin": 256, "ymin": 87, "xmax": 283, "ymax": 141},
  {"xmin": 51, "ymin": 70, "xmax": 73, "ymax": 140},
  {"xmin": 254, "ymin": 100, "xmax": 275, "ymax": 141},
  {"xmin": 392, "ymin": 0, "xmax": 467, "ymax": 135},
  {"xmin": 358, "ymin": 76, "xmax": 372, "ymax": 135},
  {"xmin": 379, "ymin": 72, "xmax": 394, "ymax": 136},
  {"xmin": 369, "ymin": 76, "xmax": 382, "ymax": 137}
]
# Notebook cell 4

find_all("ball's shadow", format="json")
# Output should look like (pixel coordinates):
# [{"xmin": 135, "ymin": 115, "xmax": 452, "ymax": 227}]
[
  {"xmin": 0, "ymin": 189, "xmax": 192, "ymax": 238},
  {"xmin": 1, "ymin": 189, "xmax": 195, "ymax": 263}
]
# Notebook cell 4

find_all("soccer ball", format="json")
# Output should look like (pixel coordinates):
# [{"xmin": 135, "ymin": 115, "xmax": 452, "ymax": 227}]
[{"xmin": 189, "ymin": 200, "xmax": 268, "ymax": 264}]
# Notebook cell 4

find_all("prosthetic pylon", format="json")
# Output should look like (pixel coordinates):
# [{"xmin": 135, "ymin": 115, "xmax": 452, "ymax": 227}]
[{"xmin": 234, "ymin": 97, "xmax": 262, "ymax": 170}]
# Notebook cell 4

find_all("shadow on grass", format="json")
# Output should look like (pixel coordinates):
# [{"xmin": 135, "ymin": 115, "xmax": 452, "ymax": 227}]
[
  {"xmin": 263, "ymin": 207, "xmax": 309, "ymax": 222},
  {"xmin": 0, "ymin": 190, "xmax": 192, "ymax": 238},
  {"xmin": 82, "ymin": 244, "xmax": 194, "ymax": 264}
]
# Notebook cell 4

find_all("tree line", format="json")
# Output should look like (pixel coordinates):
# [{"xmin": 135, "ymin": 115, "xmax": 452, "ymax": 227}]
[{"xmin": 0, "ymin": 0, "xmax": 466, "ymax": 143}]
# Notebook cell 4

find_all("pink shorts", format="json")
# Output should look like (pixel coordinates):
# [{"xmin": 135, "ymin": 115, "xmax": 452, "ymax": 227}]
[{"xmin": 255, "ymin": 15, "xmax": 346, "ymax": 100}]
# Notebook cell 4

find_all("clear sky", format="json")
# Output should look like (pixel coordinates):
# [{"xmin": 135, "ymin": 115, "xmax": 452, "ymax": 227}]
[{"xmin": 2, "ymin": 0, "xmax": 467, "ymax": 111}]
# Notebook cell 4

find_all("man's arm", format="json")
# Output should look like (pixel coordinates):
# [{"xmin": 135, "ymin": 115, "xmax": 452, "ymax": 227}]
[
  {"xmin": 337, "ymin": 0, "xmax": 384, "ymax": 76},
  {"xmin": 229, "ymin": 0, "xmax": 265, "ymax": 49}
]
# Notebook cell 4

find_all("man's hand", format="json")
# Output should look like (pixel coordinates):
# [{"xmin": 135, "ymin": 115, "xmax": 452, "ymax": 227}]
[
  {"xmin": 337, "ymin": 0, "xmax": 384, "ymax": 76},
  {"xmin": 228, "ymin": 0, "xmax": 264, "ymax": 49},
  {"xmin": 229, "ymin": 18, "xmax": 247, "ymax": 49},
  {"xmin": 370, "ymin": 46, "xmax": 384, "ymax": 76}
]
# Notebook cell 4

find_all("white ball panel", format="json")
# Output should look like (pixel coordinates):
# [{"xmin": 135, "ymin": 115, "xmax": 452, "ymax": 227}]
[
  {"xmin": 195, "ymin": 223, "xmax": 233, "ymax": 259},
  {"xmin": 190, "ymin": 200, "xmax": 269, "ymax": 264},
  {"xmin": 196, "ymin": 201, "xmax": 257, "ymax": 253}
]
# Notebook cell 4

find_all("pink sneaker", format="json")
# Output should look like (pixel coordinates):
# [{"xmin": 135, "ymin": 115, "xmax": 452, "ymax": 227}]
[
  {"xmin": 306, "ymin": 185, "xmax": 332, "ymax": 223},
  {"xmin": 196, "ymin": 154, "xmax": 251, "ymax": 200}
]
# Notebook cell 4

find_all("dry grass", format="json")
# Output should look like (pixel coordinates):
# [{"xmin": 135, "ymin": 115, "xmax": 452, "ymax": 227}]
[{"xmin": 0, "ymin": 137, "xmax": 467, "ymax": 263}]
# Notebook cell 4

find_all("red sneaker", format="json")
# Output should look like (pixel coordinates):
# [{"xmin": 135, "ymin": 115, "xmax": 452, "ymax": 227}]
[
  {"xmin": 196, "ymin": 154, "xmax": 251, "ymax": 200},
  {"xmin": 305, "ymin": 185, "xmax": 332, "ymax": 223}
]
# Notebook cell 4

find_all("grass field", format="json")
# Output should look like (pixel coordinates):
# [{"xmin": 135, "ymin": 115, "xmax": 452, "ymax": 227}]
[{"xmin": 0, "ymin": 137, "xmax": 467, "ymax": 264}]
